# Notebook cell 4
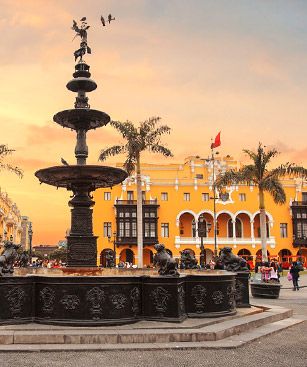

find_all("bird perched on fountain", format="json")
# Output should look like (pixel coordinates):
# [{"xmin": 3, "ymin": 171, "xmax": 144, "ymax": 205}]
[
  {"xmin": 61, "ymin": 158, "xmax": 69, "ymax": 166},
  {"xmin": 101, "ymin": 14, "xmax": 115, "ymax": 27},
  {"xmin": 80, "ymin": 17, "xmax": 86, "ymax": 22},
  {"xmin": 108, "ymin": 14, "xmax": 115, "ymax": 23}
]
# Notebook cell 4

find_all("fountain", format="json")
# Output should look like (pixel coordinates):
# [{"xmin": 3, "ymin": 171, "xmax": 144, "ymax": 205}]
[
  {"xmin": 35, "ymin": 19, "xmax": 127, "ymax": 267},
  {"xmin": 0, "ymin": 19, "xmax": 249, "ymax": 326}
]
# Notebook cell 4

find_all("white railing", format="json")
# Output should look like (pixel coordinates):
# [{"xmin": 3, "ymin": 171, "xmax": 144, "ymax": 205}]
[{"xmin": 175, "ymin": 236, "xmax": 276, "ymax": 246}]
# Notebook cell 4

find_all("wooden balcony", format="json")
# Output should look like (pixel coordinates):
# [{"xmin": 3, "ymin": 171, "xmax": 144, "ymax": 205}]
[{"xmin": 115, "ymin": 199, "xmax": 158, "ymax": 205}]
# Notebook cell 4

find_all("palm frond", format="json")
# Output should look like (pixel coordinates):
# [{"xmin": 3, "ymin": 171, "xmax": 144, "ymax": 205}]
[
  {"xmin": 98, "ymin": 145, "xmax": 126, "ymax": 161},
  {"xmin": 270, "ymin": 162, "xmax": 307, "ymax": 179},
  {"xmin": 0, "ymin": 163, "xmax": 23, "ymax": 178},
  {"xmin": 0, "ymin": 145, "xmax": 23, "ymax": 178},
  {"xmin": 124, "ymin": 155, "xmax": 137, "ymax": 175},
  {"xmin": 110, "ymin": 120, "xmax": 137, "ymax": 140},
  {"xmin": 0, "ymin": 145, "xmax": 15, "ymax": 157},
  {"xmin": 215, "ymin": 170, "xmax": 246, "ymax": 189},
  {"xmin": 261, "ymin": 177, "xmax": 286, "ymax": 204},
  {"xmin": 150, "ymin": 144, "xmax": 173, "ymax": 157}
]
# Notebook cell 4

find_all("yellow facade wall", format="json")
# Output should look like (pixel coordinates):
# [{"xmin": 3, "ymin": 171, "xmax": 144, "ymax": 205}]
[{"xmin": 93, "ymin": 156, "xmax": 307, "ymax": 266}]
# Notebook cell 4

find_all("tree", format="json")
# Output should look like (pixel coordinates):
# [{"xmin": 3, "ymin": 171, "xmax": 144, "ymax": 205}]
[
  {"xmin": 99, "ymin": 117, "xmax": 173, "ymax": 268},
  {"xmin": 215, "ymin": 143, "xmax": 307, "ymax": 262},
  {"xmin": 0, "ymin": 145, "xmax": 23, "ymax": 177}
]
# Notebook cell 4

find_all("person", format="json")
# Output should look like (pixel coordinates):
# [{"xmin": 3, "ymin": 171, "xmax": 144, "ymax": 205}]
[
  {"xmin": 289, "ymin": 261, "xmax": 301, "ymax": 291},
  {"xmin": 269, "ymin": 262, "xmax": 279, "ymax": 282},
  {"xmin": 260, "ymin": 262, "xmax": 272, "ymax": 282}
]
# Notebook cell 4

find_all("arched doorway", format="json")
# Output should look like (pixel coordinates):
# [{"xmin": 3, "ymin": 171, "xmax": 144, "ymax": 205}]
[
  {"xmin": 238, "ymin": 248, "xmax": 251, "ymax": 257},
  {"xmin": 143, "ymin": 248, "xmax": 153, "ymax": 267},
  {"xmin": 256, "ymin": 249, "xmax": 270, "ymax": 260},
  {"xmin": 278, "ymin": 249, "xmax": 292, "ymax": 269},
  {"xmin": 100, "ymin": 248, "xmax": 114, "ymax": 267},
  {"xmin": 237, "ymin": 249, "xmax": 253, "ymax": 268},
  {"xmin": 119, "ymin": 249, "xmax": 135, "ymax": 265}
]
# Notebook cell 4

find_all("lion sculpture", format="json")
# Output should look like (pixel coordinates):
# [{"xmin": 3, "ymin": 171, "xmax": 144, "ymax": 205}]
[
  {"xmin": 219, "ymin": 246, "xmax": 248, "ymax": 272},
  {"xmin": 0, "ymin": 240, "xmax": 20, "ymax": 276},
  {"xmin": 153, "ymin": 243, "xmax": 179, "ymax": 276}
]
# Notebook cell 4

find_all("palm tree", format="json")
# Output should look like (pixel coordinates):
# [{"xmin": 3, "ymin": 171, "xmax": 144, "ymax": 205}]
[
  {"xmin": 215, "ymin": 143, "xmax": 307, "ymax": 262},
  {"xmin": 0, "ymin": 145, "xmax": 23, "ymax": 177},
  {"xmin": 99, "ymin": 117, "xmax": 173, "ymax": 268}
]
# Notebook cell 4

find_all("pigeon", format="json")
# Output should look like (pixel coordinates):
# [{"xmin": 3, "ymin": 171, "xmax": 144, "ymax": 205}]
[
  {"xmin": 100, "ymin": 15, "xmax": 106, "ymax": 26},
  {"xmin": 108, "ymin": 14, "xmax": 115, "ymax": 23},
  {"xmin": 61, "ymin": 158, "xmax": 69, "ymax": 166},
  {"xmin": 80, "ymin": 17, "xmax": 86, "ymax": 22}
]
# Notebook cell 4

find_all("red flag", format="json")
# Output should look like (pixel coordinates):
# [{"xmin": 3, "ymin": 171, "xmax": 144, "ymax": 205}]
[{"xmin": 211, "ymin": 132, "xmax": 221, "ymax": 149}]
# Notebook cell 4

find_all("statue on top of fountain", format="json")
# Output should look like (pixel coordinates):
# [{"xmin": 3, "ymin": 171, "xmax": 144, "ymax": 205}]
[
  {"xmin": 71, "ymin": 17, "xmax": 91, "ymax": 62},
  {"xmin": 218, "ymin": 246, "xmax": 249, "ymax": 272},
  {"xmin": 153, "ymin": 243, "xmax": 179, "ymax": 276}
]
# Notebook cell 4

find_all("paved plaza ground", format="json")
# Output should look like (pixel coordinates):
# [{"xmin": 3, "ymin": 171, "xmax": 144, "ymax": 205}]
[{"xmin": 0, "ymin": 274, "xmax": 306, "ymax": 367}]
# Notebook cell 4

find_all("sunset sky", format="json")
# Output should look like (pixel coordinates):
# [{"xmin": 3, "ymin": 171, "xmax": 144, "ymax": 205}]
[{"xmin": 1, "ymin": 0, "xmax": 307, "ymax": 245}]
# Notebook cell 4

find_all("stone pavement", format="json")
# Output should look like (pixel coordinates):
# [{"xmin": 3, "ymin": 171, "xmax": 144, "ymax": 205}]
[{"xmin": 0, "ymin": 274, "xmax": 306, "ymax": 367}]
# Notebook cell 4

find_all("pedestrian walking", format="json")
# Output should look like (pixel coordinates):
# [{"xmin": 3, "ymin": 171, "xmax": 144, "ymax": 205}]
[{"xmin": 289, "ymin": 261, "xmax": 301, "ymax": 291}]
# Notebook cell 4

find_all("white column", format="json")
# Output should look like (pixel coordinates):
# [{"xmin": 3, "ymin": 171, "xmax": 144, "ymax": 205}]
[
  {"xmin": 250, "ymin": 220, "xmax": 255, "ymax": 239},
  {"xmin": 232, "ymin": 220, "xmax": 236, "ymax": 239}
]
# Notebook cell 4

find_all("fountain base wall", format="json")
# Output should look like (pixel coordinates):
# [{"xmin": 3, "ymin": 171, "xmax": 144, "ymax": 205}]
[{"xmin": 0, "ymin": 272, "xmax": 243, "ymax": 326}]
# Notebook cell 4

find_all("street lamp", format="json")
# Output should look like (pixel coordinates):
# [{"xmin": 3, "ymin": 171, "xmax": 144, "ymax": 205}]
[
  {"xmin": 108, "ymin": 231, "xmax": 117, "ymax": 267},
  {"xmin": 198, "ymin": 214, "xmax": 206, "ymax": 268},
  {"xmin": 28, "ymin": 223, "xmax": 33, "ymax": 265}
]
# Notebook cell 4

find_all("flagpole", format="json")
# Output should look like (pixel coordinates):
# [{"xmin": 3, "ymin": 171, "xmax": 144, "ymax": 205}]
[{"xmin": 211, "ymin": 142, "xmax": 218, "ymax": 258}]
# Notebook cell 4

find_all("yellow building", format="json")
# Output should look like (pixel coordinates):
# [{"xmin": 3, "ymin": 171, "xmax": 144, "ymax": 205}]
[
  {"xmin": 93, "ymin": 156, "xmax": 307, "ymax": 268},
  {"xmin": 0, "ymin": 189, "xmax": 23, "ymax": 248}
]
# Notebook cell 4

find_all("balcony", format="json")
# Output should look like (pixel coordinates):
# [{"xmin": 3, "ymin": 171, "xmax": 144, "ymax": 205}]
[
  {"xmin": 291, "ymin": 201, "xmax": 307, "ymax": 206},
  {"xmin": 115, "ymin": 236, "xmax": 159, "ymax": 246},
  {"xmin": 115, "ymin": 199, "xmax": 158, "ymax": 205},
  {"xmin": 174, "ymin": 236, "xmax": 276, "ymax": 248}
]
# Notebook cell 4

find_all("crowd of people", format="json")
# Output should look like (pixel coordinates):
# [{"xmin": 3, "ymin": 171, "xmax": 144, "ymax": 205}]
[
  {"xmin": 256, "ymin": 259, "xmax": 304, "ymax": 291},
  {"xmin": 15, "ymin": 258, "xmax": 65, "ymax": 268}
]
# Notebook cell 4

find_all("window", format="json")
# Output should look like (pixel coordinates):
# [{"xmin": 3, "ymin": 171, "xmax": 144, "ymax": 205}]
[
  {"xmin": 184, "ymin": 193, "xmax": 190, "ymax": 201},
  {"xmin": 196, "ymin": 174, "xmax": 203, "ymax": 179},
  {"xmin": 144, "ymin": 209, "xmax": 156, "ymax": 218},
  {"xmin": 127, "ymin": 191, "xmax": 134, "ymax": 201},
  {"xmin": 202, "ymin": 193, "xmax": 209, "ymax": 202},
  {"xmin": 103, "ymin": 222, "xmax": 112, "ymax": 237},
  {"xmin": 161, "ymin": 223, "xmax": 169, "ymax": 237},
  {"xmin": 142, "ymin": 191, "xmax": 146, "ymax": 201},
  {"xmin": 144, "ymin": 222, "xmax": 156, "ymax": 238},
  {"xmin": 280, "ymin": 223, "xmax": 288, "ymax": 238},
  {"xmin": 104, "ymin": 192, "xmax": 111, "ymax": 201},
  {"xmin": 302, "ymin": 192, "xmax": 307, "ymax": 203},
  {"xmin": 161, "ymin": 192, "xmax": 168, "ymax": 201},
  {"xmin": 239, "ymin": 193, "xmax": 246, "ymax": 202}
]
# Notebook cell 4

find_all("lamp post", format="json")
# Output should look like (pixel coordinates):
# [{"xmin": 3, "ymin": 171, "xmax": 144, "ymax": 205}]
[
  {"xmin": 206, "ymin": 150, "xmax": 220, "ymax": 258},
  {"xmin": 108, "ymin": 231, "xmax": 117, "ymax": 267},
  {"xmin": 28, "ymin": 222, "xmax": 33, "ymax": 265},
  {"xmin": 198, "ymin": 214, "xmax": 206, "ymax": 268}
]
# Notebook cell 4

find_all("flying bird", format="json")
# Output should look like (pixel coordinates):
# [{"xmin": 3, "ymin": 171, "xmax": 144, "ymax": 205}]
[
  {"xmin": 61, "ymin": 158, "xmax": 69, "ymax": 166},
  {"xmin": 100, "ymin": 16, "xmax": 106, "ymax": 26},
  {"xmin": 80, "ymin": 17, "xmax": 86, "ymax": 22},
  {"xmin": 108, "ymin": 14, "xmax": 115, "ymax": 23}
]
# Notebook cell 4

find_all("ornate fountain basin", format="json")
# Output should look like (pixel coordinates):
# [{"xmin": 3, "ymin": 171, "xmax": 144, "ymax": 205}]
[
  {"xmin": 53, "ymin": 109, "xmax": 110, "ymax": 130},
  {"xmin": 35, "ymin": 165, "xmax": 128, "ymax": 189},
  {"xmin": 0, "ymin": 271, "xmax": 240, "ymax": 326}
]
